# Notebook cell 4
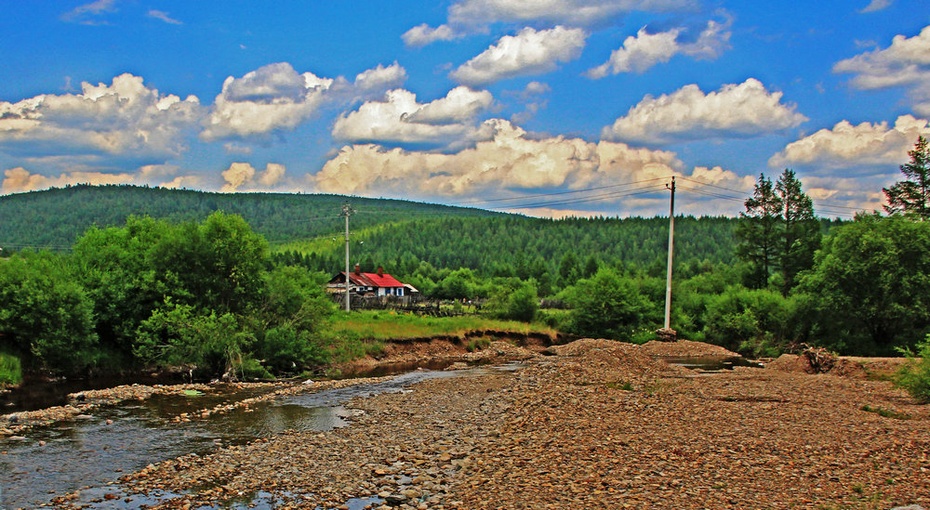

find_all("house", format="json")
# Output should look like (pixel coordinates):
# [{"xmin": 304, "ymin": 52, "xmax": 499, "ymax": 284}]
[{"xmin": 328, "ymin": 264, "xmax": 412, "ymax": 298}]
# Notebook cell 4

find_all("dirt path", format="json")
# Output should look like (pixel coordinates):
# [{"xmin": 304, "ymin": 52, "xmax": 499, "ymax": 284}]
[{"xmin": 53, "ymin": 339, "xmax": 929, "ymax": 509}]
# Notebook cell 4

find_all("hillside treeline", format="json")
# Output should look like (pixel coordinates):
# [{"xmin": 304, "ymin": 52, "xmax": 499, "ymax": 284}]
[{"xmin": 0, "ymin": 184, "xmax": 499, "ymax": 250}]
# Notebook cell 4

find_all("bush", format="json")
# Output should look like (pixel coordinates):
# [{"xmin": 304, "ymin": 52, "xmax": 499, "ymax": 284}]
[
  {"xmin": 895, "ymin": 335, "xmax": 930, "ymax": 403},
  {"xmin": 563, "ymin": 268, "xmax": 652, "ymax": 341},
  {"xmin": 0, "ymin": 352, "xmax": 22, "ymax": 386},
  {"xmin": 484, "ymin": 279, "xmax": 539, "ymax": 322}
]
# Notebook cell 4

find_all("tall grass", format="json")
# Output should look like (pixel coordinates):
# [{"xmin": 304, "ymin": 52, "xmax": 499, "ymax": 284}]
[
  {"xmin": 0, "ymin": 352, "xmax": 23, "ymax": 386},
  {"xmin": 328, "ymin": 310, "xmax": 557, "ymax": 341}
]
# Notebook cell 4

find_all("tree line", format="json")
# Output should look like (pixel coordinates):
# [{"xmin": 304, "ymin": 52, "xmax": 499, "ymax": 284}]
[{"xmin": 1, "ymin": 137, "xmax": 929, "ymax": 379}]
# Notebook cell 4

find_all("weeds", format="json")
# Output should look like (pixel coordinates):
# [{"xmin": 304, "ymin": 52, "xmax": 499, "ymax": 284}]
[
  {"xmin": 860, "ymin": 404, "xmax": 911, "ymax": 420},
  {"xmin": 0, "ymin": 352, "xmax": 22, "ymax": 386}
]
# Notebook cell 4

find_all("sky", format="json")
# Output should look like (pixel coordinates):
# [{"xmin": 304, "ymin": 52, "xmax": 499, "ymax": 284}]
[{"xmin": 1, "ymin": 0, "xmax": 929, "ymax": 219}]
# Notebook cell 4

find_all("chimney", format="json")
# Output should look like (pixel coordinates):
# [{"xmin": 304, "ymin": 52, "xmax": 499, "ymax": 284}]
[
  {"xmin": 377, "ymin": 266, "xmax": 384, "ymax": 276},
  {"xmin": 354, "ymin": 263, "xmax": 361, "ymax": 275}
]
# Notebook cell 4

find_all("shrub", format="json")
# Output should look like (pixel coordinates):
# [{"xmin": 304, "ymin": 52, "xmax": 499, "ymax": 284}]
[
  {"xmin": 0, "ymin": 352, "xmax": 22, "ymax": 386},
  {"xmin": 895, "ymin": 335, "xmax": 930, "ymax": 403}
]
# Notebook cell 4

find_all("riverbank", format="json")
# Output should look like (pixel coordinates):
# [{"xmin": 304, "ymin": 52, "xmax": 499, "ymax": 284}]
[{"xmin": 42, "ymin": 338, "xmax": 928, "ymax": 509}]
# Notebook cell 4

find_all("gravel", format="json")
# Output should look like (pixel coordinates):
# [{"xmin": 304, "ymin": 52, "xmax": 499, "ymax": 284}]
[{"xmin": 46, "ymin": 339, "xmax": 930, "ymax": 509}]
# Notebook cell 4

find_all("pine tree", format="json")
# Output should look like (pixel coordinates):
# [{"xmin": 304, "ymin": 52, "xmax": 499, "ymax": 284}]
[
  {"xmin": 736, "ymin": 174, "xmax": 783, "ymax": 289},
  {"xmin": 776, "ymin": 169, "xmax": 820, "ymax": 295},
  {"xmin": 884, "ymin": 136, "xmax": 930, "ymax": 219}
]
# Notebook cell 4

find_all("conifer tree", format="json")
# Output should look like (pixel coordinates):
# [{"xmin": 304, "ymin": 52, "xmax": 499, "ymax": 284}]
[
  {"xmin": 736, "ymin": 174, "xmax": 782, "ymax": 289},
  {"xmin": 776, "ymin": 169, "xmax": 820, "ymax": 295},
  {"xmin": 884, "ymin": 135, "xmax": 930, "ymax": 219}
]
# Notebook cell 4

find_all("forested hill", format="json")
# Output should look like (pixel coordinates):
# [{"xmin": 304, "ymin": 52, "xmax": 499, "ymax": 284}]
[
  {"xmin": 0, "ymin": 184, "xmax": 500, "ymax": 250},
  {"xmin": 0, "ymin": 185, "xmax": 743, "ymax": 278}
]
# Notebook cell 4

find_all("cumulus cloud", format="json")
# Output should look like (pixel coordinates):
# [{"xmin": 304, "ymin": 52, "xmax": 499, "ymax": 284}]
[
  {"xmin": 602, "ymin": 78, "xmax": 807, "ymax": 145},
  {"xmin": 402, "ymin": 24, "xmax": 462, "ymax": 47},
  {"xmin": 332, "ymin": 86, "xmax": 494, "ymax": 148},
  {"xmin": 447, "ymin": 0, "xmax": 693, "ymax": 29},
  {"xmin": 315, "ymin": 119, "xmax": 683, "ymax": 200},
  {"xmin": 834, "ymin": 25, "xmax": 930, "ymax": 115},
  {"xmin": 769, "ymin": 114, "xmax": 930, "ymax": 172},
  {"xmin": 220, "ymin": 162, "xmax": 288, "ymax": 192},
  {"xmin": 450, "ymin": 26, "xmax": 586, "ymax": 86},
  {"xmin": 3, "ymin": 166, "xmax": 134, "ymax": 194},
  {"xmin": 202, "ymin": 62, "xmax": 406, "ymax": 141},
  {"xmin": 0, "ymin": 73, "xmax": 201, "ymax": 161},
  {"xmin": 587, "ymin": 18, "xmax": 731, "ymax": 78}
]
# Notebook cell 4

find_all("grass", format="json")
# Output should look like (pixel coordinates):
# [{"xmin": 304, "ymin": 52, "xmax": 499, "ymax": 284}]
[
  {"xmin": 860, "ymin": 404, "xmax": 911, "ymax": 420},
  {"xmin": 329, "ymin": 310, "xmax": 558, "ymax": 342},
  {"xmin": 0, "ymin": 351, "xmax": 23, "ymax": 386}
]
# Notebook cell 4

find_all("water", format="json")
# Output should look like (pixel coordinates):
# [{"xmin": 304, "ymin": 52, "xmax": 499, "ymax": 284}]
[{"xmin": 0, "ymin": 368, "xmax": 467, "ymax": 509}]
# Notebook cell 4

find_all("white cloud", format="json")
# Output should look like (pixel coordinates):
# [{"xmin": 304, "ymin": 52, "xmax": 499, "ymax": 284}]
[
  {"xmin": 332, "ymin": 87, "xmax": 494, "ymax": 147},
  {"xmin": 447, "ymin": 0, "xmax": 693, "ymax": 29},
  {"xmin": 220, "ymin": 162, "xmax": 288, "ymax": 192},
  {"xmin": 2, "ymin": 166, "xmax": 132, "ymax": 194},
  {"xmin": 61, "ymin": 0, "xmax": 117, "ymax": 24},
  {"xmin": 602, "ymin": 78, "xmax": 807, "ymax": 145},
  {"xmin": 588, "ymin": 18, "xmax": 731, "ymax": 77},
  {"xmin": 148, "ymin": 10, "xmax": 182, "ymax": 25},
  {"xmin": 834, "ymin": 25, "xmax": 930, "ymax": 115},
  {"xmin": 402, "ymin": 24, "xmax": 462, "ymax": 47},
  {"xmin": 316, "ymin": 119, "xmax": 681, "ymax": 198},
  {"xmin": 353, "ymin": 62, "xmax": 408, "ymax": 93},
  {"xmin": 769, "ymin": 114, "xmax": 930, "ymax": 172},
  {"xmin": 587, "ymin": 27, "xmax": 681, "ymax": 77},
  {"xmin": 450, "ymin": 26, "xmax": 586, "ymax": 86},
  {"xmin": 859, "ymin": 0, "xmax": 892, "ymax": 13},
  {"xmin": 0, "ymin": 73, "xmax": 201, "ymax": 160},
  {"xmin": 202, "ymin": 62, "xmax": 406, "ymax": 140}
]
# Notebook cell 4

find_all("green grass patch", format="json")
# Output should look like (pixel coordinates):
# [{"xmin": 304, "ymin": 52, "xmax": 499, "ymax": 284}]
[
  {"xmin": 329, "ymin": 310, "xmax": 557, "ymax": 342},
  {"xmin": 860, "ymin": 404, "xmax": 911, "ymax": 420},
  {"xmin": 0, "ymin": 351, "xmax": 23, "ymax": 386}
]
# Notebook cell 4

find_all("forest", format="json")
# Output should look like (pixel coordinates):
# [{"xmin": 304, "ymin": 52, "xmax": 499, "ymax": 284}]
[{"xmin": 1, "ymin": 138, "xmax": 929, "ymax": 391}]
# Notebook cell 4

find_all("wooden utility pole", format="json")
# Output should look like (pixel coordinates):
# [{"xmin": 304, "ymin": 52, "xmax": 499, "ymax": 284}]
[
  {"xmin": 664, "ymin": 176, "xmax": 676, "ymax": 331},
  {"xmin": 342, "ymin": 202, "xmax": 354, "ymax": 312}
]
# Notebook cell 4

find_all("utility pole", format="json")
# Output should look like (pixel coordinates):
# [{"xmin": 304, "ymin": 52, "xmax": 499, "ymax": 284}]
[
  {"xmin": 664, "ymin": 176, "xmax": 676, "ymax": 331},
  {"xmin": 341, "ymin": 202, "xmax": 354, "ymax": 312}
]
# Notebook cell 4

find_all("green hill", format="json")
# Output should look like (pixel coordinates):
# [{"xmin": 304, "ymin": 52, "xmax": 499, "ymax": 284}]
[
  {"xmin": 0, "ymin": 185, "xmax": 740, "ymax": 282},
  {"xmin": 0, "ymin": 184, "xmax": 500, "ymax": 251}
]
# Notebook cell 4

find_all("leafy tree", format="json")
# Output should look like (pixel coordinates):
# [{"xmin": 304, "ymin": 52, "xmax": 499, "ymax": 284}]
[
  {"xmin": 736, "ymin": 174, "xmax": 783, "ymax": 289},
  {"xmin": 701, "ymin": 286, "xmax": 799, "ymax": 356},
  {"xmin": 775, "ymin": 169, "xmax": 821, "ymax": 294},
  {"xmin": 884, "ymin": 136, "xmax": 930, "ymax": 219},
  {"xmin": 563, "ymin": 267, "xmax": 651, "ymax": 341},
  {"xmin": 798, "ymin": 214, "xmax": 930, "ymax": 354},
  {"xmin": 484, "ymin": 279, "xmax": 539, "ymax": 322},
  {"xmin": 0, "ymin": 252, "xmax": 98, "ymax": 373}
]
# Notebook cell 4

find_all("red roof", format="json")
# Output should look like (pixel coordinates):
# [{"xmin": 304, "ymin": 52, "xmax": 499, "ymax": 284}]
[{"xmin": 346, "ymin": 271, "xmax": 404, "ymax": 288}]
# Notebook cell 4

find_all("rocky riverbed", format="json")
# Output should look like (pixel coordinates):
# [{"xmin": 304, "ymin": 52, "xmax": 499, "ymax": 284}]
[{"xmin": 30, "ymin": 339, "xmax": 930, "ymax": 508}]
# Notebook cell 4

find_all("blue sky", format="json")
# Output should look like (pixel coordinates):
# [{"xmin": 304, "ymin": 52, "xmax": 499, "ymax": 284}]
[{"xmin": 1, "ymin": 0, "xmax": 928, "ymax": 218}]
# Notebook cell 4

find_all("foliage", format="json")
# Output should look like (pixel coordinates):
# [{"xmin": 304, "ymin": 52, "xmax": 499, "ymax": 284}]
[
  {"xmin": 736, "ymin": 174, "xmax": 782, "ymax": 289},
  {"xmin": 798, "ymin": 214, "xmax": 930, "ymax": 355},
  {"xmin": 484, "ymin": 279, "xmax": 539, "ymax": 322},
  {"xmin": 894, "ymin": 335, "xmax": 930, "ymax": 404},
  {"xmin": 701, "ymin": 286, "xmax": 799, "ymax": 355},
  {"xmin": 0, "ymin": 251, "xmax": 98, "ymax": 372},
  {"xmin": 776, "ymin": 169, "xmax": 821, "ymax": 295},
  {"xmin": 562, "ymin": 267, "xmax": 654, "ymax": 341},
  {"xmin": 0, "ymin": 351, "xmax": 22, "ymax": 386},
  {"xmin": 735, "ymin": 170, "xmax": 820, "ymax": 294},
  {"xmin": 884, "ymin": 135, "xmax": 930, "ymax": 219}
]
